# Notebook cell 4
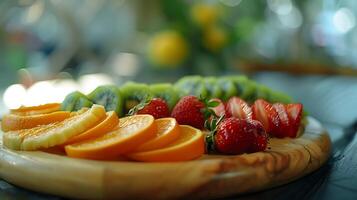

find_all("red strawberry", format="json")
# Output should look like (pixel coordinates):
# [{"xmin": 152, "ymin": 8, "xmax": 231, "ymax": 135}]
[
  {"xmin": 252, "ymin": 99, "xmax": 279, "ymax": 134},
  {"xmin": 252, "ymin": 99, "xmax": 303, "ymax": 138},
  {"xmin": 136, "ymin": 98, "xmax": 170, "ymax": 119},
  {"xmin": 214, "ymin": 118, "xmax": 268, "ymax": 154},
  {"xmin": 226, "ymin": 97, "xmax": 252, "ymax": 119},
  {"xmin": 210, "ymin": 98, "xmax": 226, "ymax": 117},
  {"xmin": 247, "ymin": 119, "xmax": 269, "ymax": 152},
  {"xmin": 171, "ymin": 95, "xmax": 205, "ymax": 129},
  {"xmin": 272, "ymin": 103, "xmax": 290, "ymax": 138},
  {"xmin": 251, "ymin": 133, "xmax": 268, "ymax": 152},
  {"xmin": 285, "ymin": 103, "xmax": 303, "ymax": 137}
]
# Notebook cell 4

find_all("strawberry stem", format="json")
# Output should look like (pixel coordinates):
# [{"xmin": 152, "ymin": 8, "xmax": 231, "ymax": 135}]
[
  {"xmin": 204, "ymin": 114, "xmax": 225, "ymax": 153},
  {"xmin": 198, "ymin": 96, "xmax": 220, "ymax": 122},
  {"xmin": 205, "ymin": 132, "xmax": 216, "ymax": 153},
  {"xmin": 127, "ymin": 97, "xmax": 152, "ymax": 116}
]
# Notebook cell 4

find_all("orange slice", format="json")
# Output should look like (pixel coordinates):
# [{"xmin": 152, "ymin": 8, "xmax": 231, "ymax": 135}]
[
  {"xmin": 64, "ymin": 111, "xmax": 119, "ymax": 145},
  {"xmin": 133, "ymin": 118, "xmax": 180, "ymax": 152},
  {"xmin": 10, "ymin": 103, "xmax": 61, "ymax": 115},
  {"xmin": 1, "ymin": 111, "xmax": 71, "ymax": 132},
  {"xmin": 3, "ymin": 105, "xmax": 106, "ymax": 150},
  {"xmin": 127, "ymin": 125, "xmax": 205, "ymax": 162},
  {"xmin": 65, "ymin": 115, "xmax": 156, "ymax": 160}
]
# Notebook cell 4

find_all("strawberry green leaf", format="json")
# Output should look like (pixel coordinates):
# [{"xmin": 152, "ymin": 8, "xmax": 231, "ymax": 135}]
[
  {"xmin": 205, "ymin": 133, "xmax": 216, "ymax": 153},
  {"xmin": 208, "ymin": 101, "xmax": 219, "ymax": 108},
  {"xmin": 127, "ymin": 97, "xmax": 152, "ymax": 116}
]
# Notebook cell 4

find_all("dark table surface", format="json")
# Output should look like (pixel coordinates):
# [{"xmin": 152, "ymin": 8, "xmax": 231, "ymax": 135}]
[{"xmin": 1, "ymin": 73, "xmax": 357, "ymax": 200}]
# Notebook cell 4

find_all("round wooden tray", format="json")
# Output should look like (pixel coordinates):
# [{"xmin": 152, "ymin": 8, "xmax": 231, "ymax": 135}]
[{"xmin": 0, "ymin": 117, "xmax": 331, "ymax": 199}]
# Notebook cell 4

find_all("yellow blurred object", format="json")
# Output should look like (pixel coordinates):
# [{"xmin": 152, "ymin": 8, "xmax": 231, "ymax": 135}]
[
  {"xmin": 203, "ymin": 26, "xmax": 228, "ymax": 52},
  {"xmin": 191, "ymin": 4, "xmax": 219, "ymax": 27},
  {"xmin": 149, "ymin": 31, "xmax": 189, "ymax": 67}
]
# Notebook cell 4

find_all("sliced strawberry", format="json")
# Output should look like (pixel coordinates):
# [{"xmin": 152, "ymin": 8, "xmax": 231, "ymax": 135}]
[
  {"xmin": 210, "ymin": 98, "xmax": 226, "ymax": 117},
  {"xmin": 272, "ymin": 103, "xmax": 290, "ymax": 138},
  {"xmin": 252, "ymin": 99, "xmax": 272, "ymax": 132},
  {"xmin": 252, "ymin": 99, "xmax": 283, "ymax": 137},
  {"xmin": 286, "ymin": 103, "xmax": 303, "ymax": 122},
  {"xmin": 253, "ymin": 100, "xmax": 303, "ymax": 138},
  {"xmin": 226, "ymin": 97, "xmax": 252, "ymax": 119},
  {"xmin": 285, "ymin": 103, "xmax": 303, "ymax": 137}
]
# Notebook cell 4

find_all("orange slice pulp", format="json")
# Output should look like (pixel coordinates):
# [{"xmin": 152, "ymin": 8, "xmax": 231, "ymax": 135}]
[
  {"xmin": 133, "ymin": 118, "xmax": 180, "ymax": 152},
  {"xmin": 65, "ymin": 115, "xmax": 156, "ymax": 160},
  {"xmin": 3, "ymin": 105, "xmax": 106, "ymax": 150},
  {"xmin": 63, "ymin": 111, "xmax": 119, "ymax": 145},
  {"xmin": 10, "ymin": 103, "xmax": 61, "ymax": 115},
  {"xmin": 1, "ymin": 111, "xmax": 71, "ymax": 132},
  {"xmin": 127, "ymin": 125, "xmax": 205, "ymax": 162}
]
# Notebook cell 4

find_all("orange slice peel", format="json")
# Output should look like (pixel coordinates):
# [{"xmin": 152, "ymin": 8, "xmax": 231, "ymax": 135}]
[
  {"xmin": 3, "ymin": 105, "xmax": 106, "ymax": 150},
  {"xmin": 64, "ymin": 111, "xmax": 119, "ymax": 145},
  {"xmin": 10, "ymin": 103, "xmax": 61, "ymax": 115},
  {"xmin": 1, "ymin": 111, "xmax": 71, "ymax": 132},
  {"xmin": 65, "ymin": 114, "xmax": 156, "ymax": 160},
  {"xmin": 133, "ymin": 118, "xmax": 180, "ymax": 152},
  {"xmin": 127, "ymin": 125, "xmax": 205, "ymax": 162}
]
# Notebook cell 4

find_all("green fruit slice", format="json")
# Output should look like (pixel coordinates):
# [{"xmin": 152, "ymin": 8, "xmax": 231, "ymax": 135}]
[
  {"xmin": 217, "ymin": 77, "xmax": 241, "ymax": 101},
  {"xmin": 224, "ymin": 75, "xmax": 259, "ymax": 101},
  {"xmin": 73, "ymin": 96, "xmax": 93, "ymax": 111},
  {"xmin": 253, "ymin": 84, "xmax": 271, "ymax": 101},
  {"xmin": 61, "ymin": 91, "xmax": 92, "ymax": 111},
  {"xmin": 238, "ymin": 79, "xmax": 257, "ymax": 103},
  {"xmin": 175, "ymin": 76, "xmax": 208, "ymax": 98},
  {"xmin": 150, "ymin": 83, "xmax": 180, "ymax": 110},
  {"xmin": 203, "ymin": 77, "xmax": 223, "ymax": 99},
  {"xmin": 268, "ymin": 91, "xmax": 292, "ymax": 103},
  {"xmin": 88, "ymin": 85, "xmax": 124, "ymax": 116},
  {"xmin": 120, "ymin": 82, "xmax": 153, "ymax": 111}
]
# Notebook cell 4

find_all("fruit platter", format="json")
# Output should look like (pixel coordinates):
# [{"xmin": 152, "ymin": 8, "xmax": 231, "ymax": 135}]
[{"xmin": 0, "ymin": 75, "xmax": 331, "ymax": 199}]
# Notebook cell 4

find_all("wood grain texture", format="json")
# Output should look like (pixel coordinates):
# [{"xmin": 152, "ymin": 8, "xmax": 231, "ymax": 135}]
[{"xmin": 0, "ymin": 117, "xmax": 331, "ymax": 200}]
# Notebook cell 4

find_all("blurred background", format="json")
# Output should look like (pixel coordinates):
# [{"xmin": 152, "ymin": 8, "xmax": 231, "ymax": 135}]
[{"xmin": 0, "ymin": 0, "xmax": 357, "ymax": 136}]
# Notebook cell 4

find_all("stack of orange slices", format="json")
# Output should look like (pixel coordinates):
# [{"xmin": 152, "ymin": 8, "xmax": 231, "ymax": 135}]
[{"xmin": 1, "ymin": 103, "xmax": 205, "ymax": 162}]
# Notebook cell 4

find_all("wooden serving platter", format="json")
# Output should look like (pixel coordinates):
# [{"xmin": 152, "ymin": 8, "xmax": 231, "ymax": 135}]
[{"xmin": 0, "ymin": 117, "xmax": 331, "ymax": 199}]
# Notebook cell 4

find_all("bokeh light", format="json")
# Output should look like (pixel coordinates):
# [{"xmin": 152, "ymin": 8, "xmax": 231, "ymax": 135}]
[
  {"xmin": 3, "ymin": 84, "xmax": 27, "ymax": 109},
  {"xmin": 333, "ymin": 8, "xmax": 355, "ymax": 34}
]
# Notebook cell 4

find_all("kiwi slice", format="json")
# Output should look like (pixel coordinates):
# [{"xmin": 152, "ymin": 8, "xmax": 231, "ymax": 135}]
[
  {"xmin": 217, "ymin": 77, "xmax": 242, "ymax": 101},
  {"xmin": 268, "ymin": 91, "xmax": 293, "ymax": 103},
  {"xmin": 223, "ymin": 75, "xmax": 260, "ymax": 101},
  {"xmin": 88, "ymin": 85, "xmax": 124, "ymax": 116},
  {"xmin": 73, "ymin": 96, "xmax": 93, "ymax": 111},
  {"xmin": 254, "ymin": 84, "xmax": 272, "ymax": 101},
  {"xmin": 150, "ymin": 83, "xmax": 180, "ymax": 110},
  {"xmin": 203, "ymin": 77, "xmax": 223, "ymax": 99},
  {"xmin": 237, "ymin": 79, "xmax": 257, "ymax": 103},
  {"xmin": 61, "ymin": 91, "xmax": 93, "ymax": 111},
  {"xmin": 120, "ymin": 82, "xmax": 153, "ymax": 111},
  {"xmin": 232, "ymin": 76, "xmax": 253, "ymax": 99},
  {"xmin": 175, "ymin": 76, "xmax": 208, "ymax": 98}
]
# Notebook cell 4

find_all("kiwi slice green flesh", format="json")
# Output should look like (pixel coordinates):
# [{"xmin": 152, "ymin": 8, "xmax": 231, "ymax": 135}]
[
  {"xmin": 229, "ymin": 76, "xmax": 254, "ymax": 100},
  {"xmin": 73, "ymin": 96, "xmax": 93, "ymax": 111},
  {"xmin": 255, "ymin": 84, "xmax": 272, "ymax": 101},
  {"xmin": 217, "ymin": 77, "xmax": 241, "ymax": 101},
  {"xmin": 61, "ymin": 91, "xmax": 89, "ymax": 111},
  {"xmin": 88, "ymin": 85, "xmax": 124, "ymax": 116},
  {"xmin": 150, "ymin": 83, "xmax": 179, "ymax": 110},
  {"xmin": 120, "ymin": 82, "xmax": 152, "ymax": 111},
  {"xmin": 203, "ymin": 77, "xmax": 223, "ymax": 99},
  {"xmin": 175, "ymin": 76, "xmax": 208, "ymax": 98},
  {"xmin": 268, "ymin": 91, "xmax": 292, "ymax": 103}
]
